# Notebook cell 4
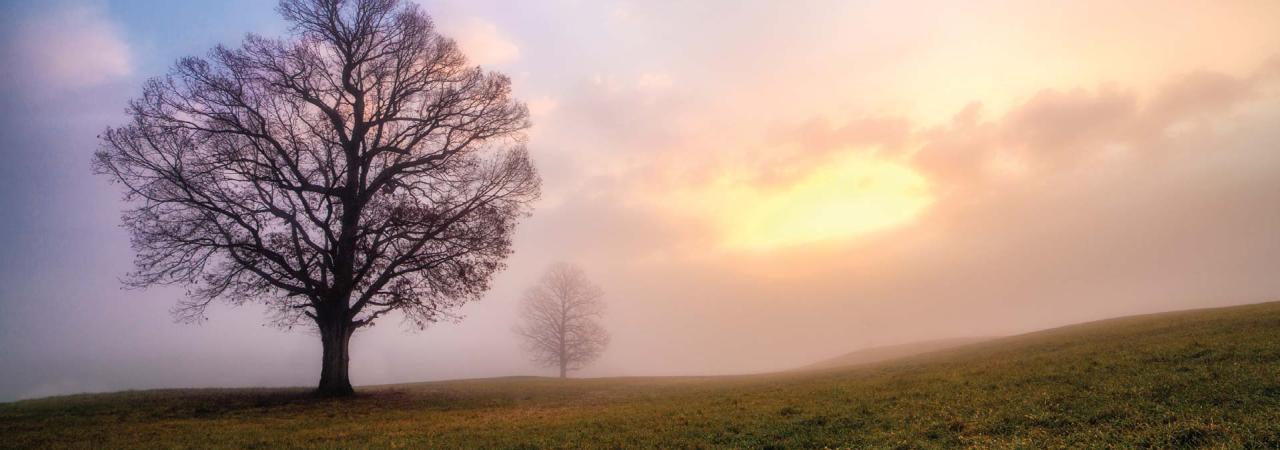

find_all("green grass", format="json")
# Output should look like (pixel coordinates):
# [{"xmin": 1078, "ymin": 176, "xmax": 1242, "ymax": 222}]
[{"xmin": 4, "ymin": 302, "xmax": 1280, "ymax": 449}]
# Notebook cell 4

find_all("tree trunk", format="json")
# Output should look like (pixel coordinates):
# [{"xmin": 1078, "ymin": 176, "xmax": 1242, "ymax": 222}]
[
  {"xmin": 559, "ymin": 360, "xmax": 567, "ymax": 378},
  {"xmin": 317, "ymin": 320, "xmax": 355, "ymax": 396}
]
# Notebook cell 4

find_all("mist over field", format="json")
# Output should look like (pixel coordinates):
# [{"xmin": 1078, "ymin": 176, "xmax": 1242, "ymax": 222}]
[{"xmin": 2, "ymin": 0, "xmax": 1279, "ymax": 404}]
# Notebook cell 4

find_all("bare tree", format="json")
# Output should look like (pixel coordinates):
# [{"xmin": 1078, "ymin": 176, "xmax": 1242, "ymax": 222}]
[
  {"xmin": 515, "ymin": 263, "xmax": 610, "ymax": 378},
  {"xmin": 92, "ymin": 0, "xmax": 539, "ymax": 396}
]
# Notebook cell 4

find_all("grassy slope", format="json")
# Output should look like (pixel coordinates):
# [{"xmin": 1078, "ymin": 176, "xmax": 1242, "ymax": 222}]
[
  {"xmin": 3, "ymin": 301, "xmax": 1280, "ymax": 449},
  {"xmin": 800, "ymin": 337, "xmax": 995, "ymax": 371}
]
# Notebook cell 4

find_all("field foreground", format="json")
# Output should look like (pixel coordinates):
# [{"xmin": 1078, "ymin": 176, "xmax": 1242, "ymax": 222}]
[{"xmin": 4, "ymin": 302, "xmax": 1280, "ymax": 449}]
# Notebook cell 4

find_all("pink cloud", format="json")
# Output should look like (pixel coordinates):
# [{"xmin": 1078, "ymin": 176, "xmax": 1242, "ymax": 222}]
[
  {"xmin": 7, "ymin": 5, "xmax": 132, "ymax": 90},
  {"xmin": 444, "ymin": 18, "xmax": 519, "ymax": 66}
]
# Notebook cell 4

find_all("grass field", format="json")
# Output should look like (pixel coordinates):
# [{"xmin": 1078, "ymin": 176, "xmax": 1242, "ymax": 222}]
[
  {"xmin": 4, "ymin": 301, "xmax": 1280, "ymax": 449},
  {"xmin": 801, "ymin": 337, "xmax": 995, "ymax": 371}
]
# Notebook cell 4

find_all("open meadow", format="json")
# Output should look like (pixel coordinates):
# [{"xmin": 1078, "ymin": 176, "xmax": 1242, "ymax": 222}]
[{"xmin": 5, "ymin": 301, "xmax": 1279, "ymax": 449}]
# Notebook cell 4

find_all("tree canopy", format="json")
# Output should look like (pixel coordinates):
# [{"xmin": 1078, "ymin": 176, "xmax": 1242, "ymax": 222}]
[{"xmin": 94, "ymin": 0, "xmax": 540, "ymax": 395}]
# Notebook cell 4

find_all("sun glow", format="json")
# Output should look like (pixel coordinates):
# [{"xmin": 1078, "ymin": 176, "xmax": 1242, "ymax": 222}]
[{"xmin": 676, "ymin": 152, "xmax": 932, "ymax": 251}]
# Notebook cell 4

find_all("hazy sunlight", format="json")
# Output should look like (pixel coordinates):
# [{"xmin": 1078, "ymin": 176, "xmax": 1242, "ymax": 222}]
[{"xmin": 684, "ymin": 152, "xmax": 932, "ymax": 251}]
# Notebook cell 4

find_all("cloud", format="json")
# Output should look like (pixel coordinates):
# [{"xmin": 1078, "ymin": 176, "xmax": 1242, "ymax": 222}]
[
  {"xmin": 911, "ymin": 60, "xmax": 1280, "ymax": 196},
  {"xmin": 444, "ymin": 18, "xmax": 519, "ymax": 66},
  {"xmin": 562, "ymin": 61, "xmax": 1280, "ymax": 276},
  {"xmin": 3, "ymin": 5, "xmax": 132, "ymax": 91},
  {"xmin": 1002, "ymin": 86, "xmax": 1139, "ymax": 165},
  {"xmin": 636, "ymin": 72, "xmax": 674, "ymax": 92},
  {"xmin": 525, "ymin": 95, "xmax": 559, "ymax": 118},
  {"xmin": 1145, "ymin": 70, "xmax": 1256, "ymax": 127},
  {"xmin": 776, "ymin": 116, "xmax": 915, "ymax": 155}
]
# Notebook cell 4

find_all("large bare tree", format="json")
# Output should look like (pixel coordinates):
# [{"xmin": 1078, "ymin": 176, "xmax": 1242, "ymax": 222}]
[
  {"xmin": 514, "ymin": 263, "xmax": 609, "ymax": 378},
  {"xmin": 93, "ymin": 0, "xmax": 539, "ymax": 396}
]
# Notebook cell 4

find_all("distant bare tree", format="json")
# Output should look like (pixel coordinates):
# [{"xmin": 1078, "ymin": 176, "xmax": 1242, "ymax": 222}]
[
  {"xmin": 92, "ymin": 0, "xmax": 539, "ymax": 396},
  {"xmin": 515, "ymin": 263, "xmax": 610, "ymax": 378}
]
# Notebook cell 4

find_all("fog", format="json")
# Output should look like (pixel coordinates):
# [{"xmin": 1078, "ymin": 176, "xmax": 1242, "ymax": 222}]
[{"xmin": 1, "ymin": 0, "xmax": 1278, "ymax": 401}]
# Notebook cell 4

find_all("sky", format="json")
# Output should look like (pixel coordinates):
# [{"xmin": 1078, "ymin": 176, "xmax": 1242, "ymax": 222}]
[{"xmin": 0, "ymin": 0, "xmax": 1278, "ymax": 401}]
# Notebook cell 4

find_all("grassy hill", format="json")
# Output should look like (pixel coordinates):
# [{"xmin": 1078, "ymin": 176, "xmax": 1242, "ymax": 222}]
[
  {"xmin": 4, "ymin": 301, "xmax": 1280, "ymax": 449},
  {"xmin": 800, "ymin": 336, "xmax": 995, "ymax": 371}
]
